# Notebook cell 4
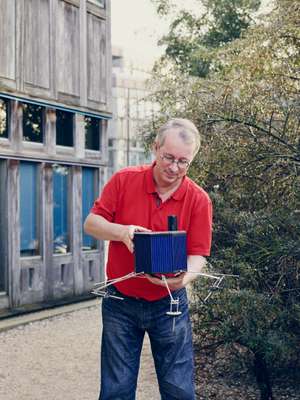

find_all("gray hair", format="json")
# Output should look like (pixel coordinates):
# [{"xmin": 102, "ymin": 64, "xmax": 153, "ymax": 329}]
[{"xmin": 155, "ymin": 118, "xmax": 201, "ymax": 155}]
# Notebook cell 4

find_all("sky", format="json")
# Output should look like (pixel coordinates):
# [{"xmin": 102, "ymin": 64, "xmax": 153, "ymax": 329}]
[
  {"xmin": 110, "ymin": 0, "xmax": 167, "ymax": 70},
  {"xmin": 110, "ymin": 0, "xmax": 201, "ymax": 70},
  {"xmin": 110, "ymin": 0, "xmax": 273, "ymax": 71}
]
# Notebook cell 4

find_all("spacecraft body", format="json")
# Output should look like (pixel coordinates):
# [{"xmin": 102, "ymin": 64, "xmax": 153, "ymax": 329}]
[{"xmin": 133, "ymin": 231, "xmax": 187, "ymax": 274}]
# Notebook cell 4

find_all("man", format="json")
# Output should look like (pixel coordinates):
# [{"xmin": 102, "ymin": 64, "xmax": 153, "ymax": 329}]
[{"xmin": 84, "ymin": 118, "xmax": 212, "ymax": 400}]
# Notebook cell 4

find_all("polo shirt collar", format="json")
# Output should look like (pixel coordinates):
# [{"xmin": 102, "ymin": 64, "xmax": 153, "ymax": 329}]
[{"xmin": 145, "ymin": 162, "xmax": 188, "ymax": 201}]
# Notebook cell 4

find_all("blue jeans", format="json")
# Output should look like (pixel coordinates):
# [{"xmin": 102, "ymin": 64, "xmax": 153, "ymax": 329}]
[{"xmin": 99, "ymin": 286, "xmax": 195, "ymax": 400}]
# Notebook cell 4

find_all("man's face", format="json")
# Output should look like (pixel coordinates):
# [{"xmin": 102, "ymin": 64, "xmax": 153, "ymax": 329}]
[{"xmin": 154, "ymin": 129, "xmax": 195, "ymax": 187}]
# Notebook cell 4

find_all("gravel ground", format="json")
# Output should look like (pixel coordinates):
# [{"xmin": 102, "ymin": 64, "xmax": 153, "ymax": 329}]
[
  {"xmin": 2, "ymin": 302, "xmax": 298, "ymax": 400},
  {"xmin": 0, "ymin": 302, "xmax": 160, "ymax": 400}
]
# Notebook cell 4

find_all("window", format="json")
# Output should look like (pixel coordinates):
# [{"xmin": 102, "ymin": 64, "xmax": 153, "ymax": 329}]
[
  {"xmin": 117, "ymin": 98, "xmax": 126, "ymax": 118},
  {"xmin": 56, "ymin": 110, "xmax": 74, "ymax": 147},
  {"xmin": 85, "ymin": 116, "xmax": 102, "ymax": 151},
  {"xmin": 22, "ymin": 103, "xmax": 44, "ymax": 143},
  {"xmin": 53, "ymin": 165, "xmax": 70, "ymax": 254},
  {"xmin": 20, "ymin": 162, "xmax": 40, "ymax": 256},
  {"xmin": 139, "ymin": 151, "xmax": 152, "ymax": 165},
  {"xmin": 89, "ymin": 0, "xmax": 105, "ymax": 7},
  {"xmin": 129, "ymin": 98, "xmax": 139, "ymax": 119},
  {"xmin": 82, "ymin": 168, "xmax": 97, "ymax": 250},
  {"xmin": 108, "ymin": 149, "xmax": 114, "ymax": 167},
  {"xmin": 0, "ymin": 98, "xmax": 9, "ymax": 139},
  {"xmin": 129, "ymin": 152, "xmax": 139, "ymax": 166},
  {"xmin": 0, "ymin": 161, "xmax": 7, "ymax": 290}
]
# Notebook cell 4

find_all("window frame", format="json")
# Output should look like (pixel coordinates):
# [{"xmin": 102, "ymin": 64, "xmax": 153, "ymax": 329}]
[
  {"xmin": 88, "ymin": 0, "xmax": 105, "ymax": 8},
  {"xmin": 56, "ymin": 110, "xmax": 74, "ymax": 148},
  {"xmin": 0, "ymin": 160, "xmax": 8, "ymax": 291},
  {"xmin": 22, "ymin": 102, "xmax": 45, "ymax": 144},
  {"xmin": 84, "ymin": 115, "xmax": 102, "ymax": 151},
  {"xmin": 52, "ymin": 164, "xmax": 71, "ymax": 255},
  {"xmin": 82, "ymin": 166, "xmax": 98, "ymax": 251},
  {"xmin": 19, "ymin": 161, "xmax": 41, "ymax": 257},
  {"xmin": 0, "ymin": 97, "xmax": 10, "ymax": 140}
]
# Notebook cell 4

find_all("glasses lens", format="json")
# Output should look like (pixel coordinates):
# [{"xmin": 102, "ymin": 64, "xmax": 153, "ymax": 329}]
[
  {"xmin": 178, "ymin": 160, "xmax": 189, "ymax": 169},
  {"xmin": 162, "ymin": 154, "xmax": 174, "ymax": 164},
  {"xmin": 161, "ymin": 154, "xmax": 189, "ymax": 169}
]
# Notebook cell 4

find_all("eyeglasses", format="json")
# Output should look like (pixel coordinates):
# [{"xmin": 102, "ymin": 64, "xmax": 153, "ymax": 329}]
[{"xmin": 160, "ymin": 153, "xmax": 191, "ymax": 170}]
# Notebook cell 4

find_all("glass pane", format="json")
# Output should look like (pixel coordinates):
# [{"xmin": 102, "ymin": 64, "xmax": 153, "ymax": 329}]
[
  {"xmin": 89, "ymin": 0, "xmax": 105, "ymax": 7},
  {"xmin": 82, "ymin": 168, "xmax": 97, "ymax": 250},
  {"xmin": 129, "ymin": 152, "xmax": 138, "ymax": 166},
  {"xmin": 0, "ymin": 98, "xmax": 9, "ymax": 138},
  {"xmin": 20, "ymin": 162, "xmax": 40, "ymax": 256},
  {"xmin": 56, "ymin": 110, "xmax": 74, "ymax": 147},
  {"xmin": 23, "ymin": 103, "xmax": 44, "ymax": 143},
  {"xmin": 85, "ymin": 116, "xmax": 101, "ymax": 151},
  {"xmin": 53, "ymin": 165, "xmax": 70, "ymax": 254}
]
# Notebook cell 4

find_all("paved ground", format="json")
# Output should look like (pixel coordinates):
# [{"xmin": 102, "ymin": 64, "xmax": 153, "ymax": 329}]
[{"xmin": 0, "ymin": 300, "xmax": 160, "ymax": 400}]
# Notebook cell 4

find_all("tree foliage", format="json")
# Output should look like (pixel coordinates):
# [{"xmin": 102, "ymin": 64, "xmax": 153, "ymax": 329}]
[
  {"xmin": 152, "ymin": 0, "xmax": 261, "ymax": 76},
  {"xmin": 146, "ymin": 0, "xmax": 300, "ymax": 398}
]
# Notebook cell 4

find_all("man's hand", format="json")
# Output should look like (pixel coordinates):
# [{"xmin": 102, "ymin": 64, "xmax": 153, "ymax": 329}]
[
  {"xmin": 84, "ymin": 214, "xmax": 150, "ymax": 253},
  {"xmin": 145, "ymin": 272, "xmax": 191, "ymax": 291},
  {"xmin": 120, "ymin": 225, "xmax": 151, "ymax": 253},
  {"xmin": 145, "ymin": 255, "xmax": 207, "ymax": 290}
]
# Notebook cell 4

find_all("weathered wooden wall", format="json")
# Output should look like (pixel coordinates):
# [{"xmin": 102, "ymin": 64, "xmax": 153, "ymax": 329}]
[
  {"xmin": 0, "ymin": 102, "xmax": 107, "ymax": 309},
  {"xmin": 0, "ymin": 0, "xmax": 112, "ymax": 115},
  {"xmin": 0, "ymin": 0, "xmax": 111, "ymax": 311}
]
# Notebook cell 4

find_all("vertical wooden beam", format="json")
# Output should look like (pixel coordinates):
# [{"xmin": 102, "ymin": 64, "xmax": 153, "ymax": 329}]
[
  {"xmin": 80, "ymin": 0, "xmax": 88, "ymax": 107},
  {"xmin": 10, "ymin": 100, "xmax": 23, "ymax": 152},
  {"xmin": 105, "ymin": 0, "xmax": 112, "ymax": 113},
  {"xmin": 39, "ymin": 163, "xmax": 47, "ymax": 299},
  {"xmin": 7, "ymin": 159, "xmax": 21, "ymax": 307},
  {"xmin": 74, "ymin": 113, "xmax": 85, "ymax": 159},
  {"xmin": 44, "ymin": 163, "xmax": 54, "ymax": 300},
  {"xmin": 101, "ymin": 119, "xmax": 109, "ymax": 169},
  {"xmin": 0, "ymin": 161, "xmax": 8, "ymax": 292},
  {"xmin": 72, "ymin": 166, "xmax": 83, "ymax": 294},
  {"xmin": 15, "ymin": 0, "xmax": 25, "ymax": 92},
  {"xmin": 45, "ymin": 108, "xmax": 56, "ymax": 156},
  {"xmin": 49, "ymin": 0, "xmax": 57, "ymax": 99}
]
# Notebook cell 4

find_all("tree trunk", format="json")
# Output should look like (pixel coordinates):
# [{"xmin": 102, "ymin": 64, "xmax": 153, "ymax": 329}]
[{"xmin": 253, "ymin": 352, "xmax": 274, "ymax": 400}]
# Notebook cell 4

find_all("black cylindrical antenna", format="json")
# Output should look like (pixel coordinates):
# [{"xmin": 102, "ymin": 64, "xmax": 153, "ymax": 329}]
[{"xmin": 168, "ymin": 215, "xmax": 178, "ymax": 231}]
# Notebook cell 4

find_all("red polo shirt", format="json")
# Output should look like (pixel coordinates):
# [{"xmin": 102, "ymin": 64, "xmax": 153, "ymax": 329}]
[{"xmin": 91, "ymin": 163, "xmax": 212, "ymax": 300}]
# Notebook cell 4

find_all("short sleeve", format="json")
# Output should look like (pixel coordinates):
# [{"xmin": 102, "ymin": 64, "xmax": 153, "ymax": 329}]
[
  {"xmin": 90, "ymin": 173, "xmax": 120, "ymax": 222},
  {"xmin": 187, "ymin": 194, "xmax": 212, "ymax": 256}
]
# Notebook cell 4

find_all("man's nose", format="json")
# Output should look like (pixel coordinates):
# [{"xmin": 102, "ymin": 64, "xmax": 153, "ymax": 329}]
[{"xmin": 169, "ymin": 161, "xmax": 179, "ymax": 172}]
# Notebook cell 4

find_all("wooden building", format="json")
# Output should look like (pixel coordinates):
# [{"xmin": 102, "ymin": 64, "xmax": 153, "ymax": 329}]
[{"xmin": 0, "ymin": 0, "xmax": 112, "ymax": 313}]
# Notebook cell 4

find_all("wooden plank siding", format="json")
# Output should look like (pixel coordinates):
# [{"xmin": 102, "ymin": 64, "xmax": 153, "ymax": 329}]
[
  {"xmin": 0, "ymin": 0, "xmax": 111, "ymax": 115},
  {"xmin": 0, "ymin": 0, "xmax": 111, "ymax": 311},
  {"xmin": 0, "ymin": 140, "xmax": 107, "ymax": 308},
  {"xmin": 0, "ymin": 161, "xmax": 8, "ymax": 292},
  {"xmin": 7, "ymin": 159, "xmax": 21, "ymax": 307},
  {"xmin": 24, "ymin": 0, "xmax": 51, "ymax": 95},
  {"xmin": 0, "ymin": 0, "xmax": 16, "ymax": 89},
  {"xmin": 87, "ymin": 12, "xmax": 107, "ymax": 105},
  {"xmin": 56, "ymin": 0, "xmax": 81, "ymax": 102}
]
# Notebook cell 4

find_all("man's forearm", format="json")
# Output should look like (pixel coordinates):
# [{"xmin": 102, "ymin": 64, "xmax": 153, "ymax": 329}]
[
  {"xmin": 185, "ymin": 255, "xmax": 207, "ymax": 284},
  {"xmin": 84, "ymin": 213, "xmax": 125, "ymax": 241},
  {"xmin": 83, "ymin": 213, "xmax": 150, "ymax": 253}
]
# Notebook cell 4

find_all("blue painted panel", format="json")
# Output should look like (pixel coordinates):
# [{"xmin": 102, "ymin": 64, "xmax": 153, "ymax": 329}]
[
  {"xmin": 53, "ymin": 167, "xmax": 69, "ymax": 253},
  {"xmin": 20, "ymin": 162, "xmax": 38, "ymax": 252},
  {"xmin": 134, "ymin": 232, "xmax": 187, "ymax": 274},
  {"xmin": 82, "ymin": 168, "xmax": 96, "ymax": 248}
]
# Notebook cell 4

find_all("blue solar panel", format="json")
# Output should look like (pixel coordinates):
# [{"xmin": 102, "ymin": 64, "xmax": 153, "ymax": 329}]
[{"xmin": 133, "ymin": 231, "xmax": 187, "ymax": 274}]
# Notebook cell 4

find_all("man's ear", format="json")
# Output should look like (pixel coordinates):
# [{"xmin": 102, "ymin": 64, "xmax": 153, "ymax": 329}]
[{"xmin": 152, "ymin": 141, "xmax": 159, "ymax": 154}]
